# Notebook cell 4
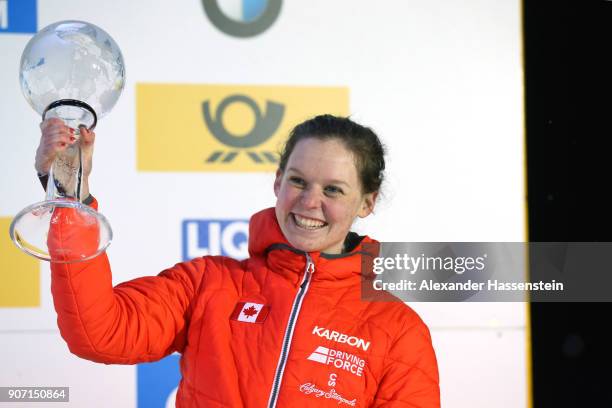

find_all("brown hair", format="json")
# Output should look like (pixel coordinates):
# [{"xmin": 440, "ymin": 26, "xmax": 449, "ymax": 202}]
[{"xmin": 279, "ymin": 114, "xmax": 385, "ymax": 193}]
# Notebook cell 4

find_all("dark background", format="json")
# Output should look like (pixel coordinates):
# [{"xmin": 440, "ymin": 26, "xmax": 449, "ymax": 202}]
[{"xmin": 526, "ymin": 0, "xmax": 612, "ymax": 406}]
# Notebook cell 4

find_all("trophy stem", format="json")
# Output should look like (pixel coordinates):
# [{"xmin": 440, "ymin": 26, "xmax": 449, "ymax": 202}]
[
  {"xmin": 46, "ymin": 137, "xmax": 85, "ymax": 201},
  {"xmin": 44, "ymin": 152, "xmax": 84, "ymax": 203},
  {"xmin": 76, "ymin": 144, "xmax": 84, "ymax": 203},
  {"xmin": 42, "ymin": 99, "xmax": 94, "ymax": 203},
  {"xmin": 45, "ymin": 162, "xmax": 56, "ymax": 201}
]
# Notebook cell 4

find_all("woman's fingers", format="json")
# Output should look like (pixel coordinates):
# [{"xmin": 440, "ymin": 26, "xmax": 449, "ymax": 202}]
[
  {"xmin": 78, "ymin": 126, "xmax": 95, "ymax": 177},
  {"xmin": 79, "ymin": 125, "xmax": 96, "ymax": 146},
  {"xmin": 44, "ymin": 129, "xmax": 73, "ymax": 150},
  {"xmin": 37, "ymin": 119, "xmax": 95, "ymax": 162},
  {"xmin": 40, "ymin": 117, "xmax": 64, "ymax": 130},
  {"xmin": 40, "ymin": 120, "xmax": 80, "ymax": 148},
  {"xmin": 36, "ymin": 119, "xmax": 79, "ymax": 174}
]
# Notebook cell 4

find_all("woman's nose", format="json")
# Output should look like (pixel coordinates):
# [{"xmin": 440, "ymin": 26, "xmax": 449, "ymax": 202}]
[{"xmin": 299, "ymin": 188, "xmax": 321, "ymax": 208}]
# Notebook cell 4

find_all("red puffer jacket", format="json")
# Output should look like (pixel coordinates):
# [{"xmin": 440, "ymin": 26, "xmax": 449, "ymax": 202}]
[{"xmin": 50, "ymin": 205, "xmax": 440, "ymax": 407}]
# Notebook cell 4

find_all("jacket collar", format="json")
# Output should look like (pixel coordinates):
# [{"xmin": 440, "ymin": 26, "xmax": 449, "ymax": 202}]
[{"xmin": 248, "ymin": 208, "xmax": 379, "ymax": 286}]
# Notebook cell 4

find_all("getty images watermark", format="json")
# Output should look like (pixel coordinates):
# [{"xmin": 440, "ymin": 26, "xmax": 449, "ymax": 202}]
[{"xmin": 360, "ymin": 243, "xmax": 612, "ymax": 302}]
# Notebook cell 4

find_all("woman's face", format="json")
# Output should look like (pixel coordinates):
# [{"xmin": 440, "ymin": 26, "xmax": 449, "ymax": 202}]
[{"xmin": 274, "ymin": 137, "xmax": 377, "ymax": 254}]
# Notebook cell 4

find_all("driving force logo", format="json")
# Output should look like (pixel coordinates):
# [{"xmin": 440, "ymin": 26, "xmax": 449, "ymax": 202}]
[
  {"xmin": 307, "ymin": 346, "xmax": 366, "ymax": 377},
  {"xmin": 312, "ymin": 326, "xmax": 371, "ymax": 351},
  {"xmin": 137, "ymin": 83, "xmax": 348, "ymax": 172},
  {"xmin": 202, "ymin": 0, "xmax": 282, "ymax": 38}
]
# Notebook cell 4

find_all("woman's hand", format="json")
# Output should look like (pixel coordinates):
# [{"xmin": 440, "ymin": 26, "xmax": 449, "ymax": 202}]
[
  {"xmin": 78, "ymin": 124, "xmax": 96, "ymax": 179},
  {"xmin": 35, "ymin": 118, "xmax": 96, "ymax": 198},
  {"xmin": 36, "ymin": 118, "xmax": 73, "ymax": 174}
]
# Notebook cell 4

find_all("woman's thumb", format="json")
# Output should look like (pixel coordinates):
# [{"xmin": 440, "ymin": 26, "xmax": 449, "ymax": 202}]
[{"xmin": 79, "ymin": 125, "xmax": 95, "ymax": 144}]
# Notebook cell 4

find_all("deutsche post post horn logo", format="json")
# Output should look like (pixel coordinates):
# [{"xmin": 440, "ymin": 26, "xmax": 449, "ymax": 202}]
[
  {"xmin": 136, "ymin": 83, "xmax": 349, "ymax": 172},
  {"xmin": 202, "ymin": 94, "xmax": 284, "ymax": 164},
  {"xmin": 202, "ymin": 0, "xmax": 282, "ymax": 38}
]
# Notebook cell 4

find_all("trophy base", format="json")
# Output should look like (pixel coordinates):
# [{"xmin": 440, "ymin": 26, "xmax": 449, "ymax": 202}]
[{"xmin": 10, "ymin": 199, "xmax": 112, "ymax": 263}]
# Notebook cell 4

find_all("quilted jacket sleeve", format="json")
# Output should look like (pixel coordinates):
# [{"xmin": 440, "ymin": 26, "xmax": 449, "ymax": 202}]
[
  {"xmin": 371, "ymin": 314, "xmax": 440, "ymax": 407},
  {"xmin": 49, "ymin": 201, "xmax": 206, "ymax": 365}
]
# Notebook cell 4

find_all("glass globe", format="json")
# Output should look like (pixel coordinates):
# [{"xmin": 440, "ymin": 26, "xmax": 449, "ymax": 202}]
[
  {"xmin": 10, "ymin": 20, "xmax": 125, "ymax": 263},
  {"xmin": 20, "ymin": 20, "xmax": 125, "ymax": 128}
]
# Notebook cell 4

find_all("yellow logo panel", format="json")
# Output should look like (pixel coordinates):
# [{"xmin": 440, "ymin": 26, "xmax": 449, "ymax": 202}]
[
  {"xmin": 137, "ymin": 83, "xmax": 349, "ymax": 172},
  {"xmin": 0, "ymin": 217, "xmax": 40, "ymax": 307}
]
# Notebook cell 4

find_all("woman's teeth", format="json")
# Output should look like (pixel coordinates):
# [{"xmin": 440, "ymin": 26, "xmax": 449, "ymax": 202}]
[{"xmin": 293, "ymin": 214, "xmax": 326, "ymax": 229}]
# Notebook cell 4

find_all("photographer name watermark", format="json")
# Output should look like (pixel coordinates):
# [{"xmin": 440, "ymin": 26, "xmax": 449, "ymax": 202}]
[
  {"xmin": 372, "ymin": 278, "xmax": 563, "ymax": 292},
  {"xmin": 361, "ymin": 242, "xmax": 612, "ymax": 302}
]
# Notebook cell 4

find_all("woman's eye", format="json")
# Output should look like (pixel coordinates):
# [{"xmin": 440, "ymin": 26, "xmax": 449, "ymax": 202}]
[
  {"xmin": 289, "ymin": 177, "xmax": 305, "ymax": 187},
  {"xmin": 324, "ymin": 186, "xmax": 343, "ymax": 195}
]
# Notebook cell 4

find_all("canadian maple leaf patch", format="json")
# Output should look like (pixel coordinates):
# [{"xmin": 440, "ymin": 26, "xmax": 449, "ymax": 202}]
[
  {"xmin": 242, "ymin": 306, "xmax": 258, "ymax": 318},
  {"xmin": 230, "ymin": 302, "xmax": 270, "ymax": 323}
]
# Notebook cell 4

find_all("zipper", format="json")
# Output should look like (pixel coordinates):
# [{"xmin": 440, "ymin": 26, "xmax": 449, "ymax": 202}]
[{"xmin": 267, "ymin": 254, "xmax": 315, "ymax": 408}]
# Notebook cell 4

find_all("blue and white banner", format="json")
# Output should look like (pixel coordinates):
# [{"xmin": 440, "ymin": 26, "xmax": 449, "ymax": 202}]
[
  {"xmin": 0, "ymin": 0, "xmax": 37, "ymax": 34},
  {"xmin": 182, "ymin": 219, "xmax": 249, "ymax": 261}
]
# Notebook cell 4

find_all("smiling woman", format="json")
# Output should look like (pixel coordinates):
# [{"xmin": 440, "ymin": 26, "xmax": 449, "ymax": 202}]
[
  {"xmin": 274, "ymin": 115, "xmax": 384, "ymax": 254},
  {"xmin": 275, "ymin": 138, "xmax": 376, "ymax": 254},
  {"xmin": 42, "ymin": 114, "xmax": 440, "ymax": 407}
]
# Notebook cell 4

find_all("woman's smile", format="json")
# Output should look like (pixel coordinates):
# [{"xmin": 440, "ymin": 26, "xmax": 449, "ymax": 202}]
[{"xmin": 291, "ymin": 213, "xmax": 327, "ymax": 230}]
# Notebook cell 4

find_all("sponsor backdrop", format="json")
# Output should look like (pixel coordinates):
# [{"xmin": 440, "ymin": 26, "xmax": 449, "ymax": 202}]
[{"xmin": 0, "ymin": 0, "xmax": 525, "ymax": 407}]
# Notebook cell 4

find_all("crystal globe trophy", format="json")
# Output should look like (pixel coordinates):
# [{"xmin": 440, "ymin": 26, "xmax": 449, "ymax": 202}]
[{"xmin": 10, "ymin": 21, "xmax": 125, "ymax": 262}]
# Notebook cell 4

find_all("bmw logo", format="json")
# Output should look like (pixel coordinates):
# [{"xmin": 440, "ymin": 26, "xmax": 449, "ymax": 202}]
[{"xmin": 202, "ymin": 0, "xmax": 282, "ymax": 38}]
